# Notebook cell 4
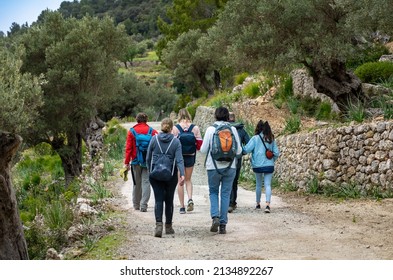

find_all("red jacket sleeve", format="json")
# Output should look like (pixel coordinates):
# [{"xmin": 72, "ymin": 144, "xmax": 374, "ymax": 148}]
[{"xmin": 124, "ymin": 130, "xmax": 136, "ymax": 165}]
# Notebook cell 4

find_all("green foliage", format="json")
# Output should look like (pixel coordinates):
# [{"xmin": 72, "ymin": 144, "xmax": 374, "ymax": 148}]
[
  {"xmin": 0, "ymin": 45, "xmax": 43, "ymax": 134},
  {"xmin": 242, "ymin": 82, "xmax": 261, "ymax": 98},
  {"xmin": 156, "ymin": 0, "xmax": 228, "ymax": 58},
  {"xmin": 278, "ymin": 180, "xmax": 298, "ymax": 192},
  {"xmin": 204, "ymin": 90, "xmax": 242, "ymax": 109},
  {"xmin": 344, "ymin": 98, "xmax": 367, "ymax": 123},
  {"xmin": 299, "ymin": 96, "xmax": 320, "ymax": 117},
  {"xmin": 354, "ymin": 61, "xmax": 393, "ymax": 84},
  {"xmin": 346, "ymin": 44, "xmax": 390, "ymax": 70},
  {"xmin": 306, "ymin": 176, "xmax": 321, "ymax": 194},
  {"xmin": 57, "ymin": 0, "xmax": 169, "ymax": 38},
  {"xmin": 286, "ymin": 96, "xmax": 300, "ymax": 114},
  {"xmin": 103, "ymin": 119, "xmax": 127, "ymax": 161},
  {"xmin": 44, "ymin": 200, "xmax": 74, "ymax": 231},
  {"xmin": 234, "ymin": 72, "xmax": 249, "ymax": 85},
  {"xmin": 24, "ymin": 223, "xmax": 48, "ymax": 259},
  {"xmin": 274, "ymin": 76, "xmax": 294, "ymax": 108},
  {"xmin": 89, "ymin": 182, "xmax": 113, "ymax": 204},
  {"xmin": 316, "ymin": 102, "xmax": 333, "ymax": 121},
  {"xmin": 283, "ymin": 115, "xmax": 301, "ymax": 134}
]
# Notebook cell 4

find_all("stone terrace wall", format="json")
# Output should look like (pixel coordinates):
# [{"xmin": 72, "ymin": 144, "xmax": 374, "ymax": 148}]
[
  {"xmin": 274, "ymin": 121, "xmax": 393, "ymax": 191},
  {"xmin": 194, "ymin": 106, "xmax": 393, "ymax": 192}
]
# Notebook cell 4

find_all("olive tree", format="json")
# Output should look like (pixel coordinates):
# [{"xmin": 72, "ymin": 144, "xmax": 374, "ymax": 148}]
[
  {"xmin": 205, "ymin": 0, "xmax": 393, "ymax": 107},
  {"xmin": 20, "ymin": 12, "xmax": 128, "ymax": 186},
  {"xmin": 0, "ymin": 46, "xmax": 40, "ymax": 260}
]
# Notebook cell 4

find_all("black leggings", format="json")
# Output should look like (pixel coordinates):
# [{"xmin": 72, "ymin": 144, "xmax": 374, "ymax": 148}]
[{"xmin": 150, "ymin": 173, "xmax": 178, "ymax": 224}]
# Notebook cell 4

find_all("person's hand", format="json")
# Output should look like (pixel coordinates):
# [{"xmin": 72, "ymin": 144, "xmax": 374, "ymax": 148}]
[
  {"xmin": 179, "ymin": 175, "xmax": 185, "ymax": 185},
  {"xmin": 124, "ymin": 164, "xmax": 130, "ymax": 171}
]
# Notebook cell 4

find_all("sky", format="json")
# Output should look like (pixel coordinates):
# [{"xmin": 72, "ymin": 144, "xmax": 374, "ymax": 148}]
[{"xmin": 0, "ymin": 0, "xmax": 65, "ymax": 34}]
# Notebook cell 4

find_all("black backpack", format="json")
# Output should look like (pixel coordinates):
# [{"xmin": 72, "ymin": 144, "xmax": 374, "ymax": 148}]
[
  {"xmin": 149, "ymin": 137, "xmax": 175, "ymax": 181},
  {"xmin": 176, "ymin": 124, "xmax": 196, "ymax": 155}
]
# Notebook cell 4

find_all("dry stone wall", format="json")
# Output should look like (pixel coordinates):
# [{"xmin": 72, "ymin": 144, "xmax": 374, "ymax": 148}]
[
  {"xmin": 274, "ymin": 121, "xmax": 393, "ymax": 191},
  {"xmin": 194, "ymin": 106, "xmax": 393, "ymax": 192}
]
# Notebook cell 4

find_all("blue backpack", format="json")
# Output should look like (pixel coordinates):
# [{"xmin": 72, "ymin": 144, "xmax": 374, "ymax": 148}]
[
  {"xmin": 176, "ymin": 124, "xmax": 196, "ymax": 155},
  {"xmin": 130, "ymin": 127, "xmax": 153, "ymax": 167}
]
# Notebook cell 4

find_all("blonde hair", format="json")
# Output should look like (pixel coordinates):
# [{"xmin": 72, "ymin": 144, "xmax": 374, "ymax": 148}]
[
  {"xmin": 161, "ymin": 118, "xmax": 173, "ymax": 133},
  {"xmin": 178, "ymin": 108, "xmax": 192, "ymax": 122}
]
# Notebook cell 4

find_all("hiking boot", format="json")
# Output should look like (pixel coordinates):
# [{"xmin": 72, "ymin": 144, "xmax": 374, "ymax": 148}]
[
  {"xmin": 219, "ymin": 224, "xmax": 226, "ymax": 234},
  {"xmin": 187, "ymin": 199, "xmax": 194, "ymax": 212},
  {"xmin": 210, "ymin": 217, "xmax": 220, "ymax": 232},
  {"xmin": 140, "ymin": 208, "xmax": 147, "ymax": 212},
  {"xmin": 228, "ymin": 204, "xmax": 237, "ymax": 213},
  {"xmin": 165, "ymin": 223, "xmax": 175, "ymax": 234},
  {"xmin": 154, "ymin": 222, "xmax": 163, "ymax": 238},
  {"xmin": 264, "ymin": 205, "xmax": 271, "ymax": 213},
  {"xmin": 179, "ymin": 207, "xmax": 186, "ymax": 214},
  {"xmin": 255, "ymin": 204, "xmax": 261, "ymax": 210}
]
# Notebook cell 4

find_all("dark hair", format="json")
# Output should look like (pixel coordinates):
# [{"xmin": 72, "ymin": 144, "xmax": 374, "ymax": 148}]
[
  {"xmin": 136, "ymin": 112, "xmax": 148, "ymax": 123},
  {"xmin": 215, "ymin": 106, "xmax": 229, "ymax": 121},
  {"xmin": 254, "ymin": 120, "xmax": 274, "ymax": 143}
]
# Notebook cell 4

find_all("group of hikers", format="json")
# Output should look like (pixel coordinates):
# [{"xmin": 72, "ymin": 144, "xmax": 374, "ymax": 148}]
[{"xmin": 123, "ymin": 107, "xmax": 280, "ymax": 237}]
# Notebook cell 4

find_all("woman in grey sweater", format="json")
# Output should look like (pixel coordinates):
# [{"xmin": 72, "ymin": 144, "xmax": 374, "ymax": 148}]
[{"xmin": 146, "ymin": 118, "xmax": 185, "ymax": 237}]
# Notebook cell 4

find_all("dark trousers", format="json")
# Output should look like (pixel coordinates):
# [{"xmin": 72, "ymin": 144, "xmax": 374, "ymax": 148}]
[
  {"xmin": 230, "ymin": 165, "xmax": 241, "ymax": 206},
  {"xmin": 150, "ymin": 173, "xmax": 178, "ymax": 224}
]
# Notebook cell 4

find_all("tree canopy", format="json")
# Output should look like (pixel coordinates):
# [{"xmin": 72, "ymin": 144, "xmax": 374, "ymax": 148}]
[
  {"xmin": 19, "ymin": 12, "xmax": 128, "ymax": 185},
  {"xmin": 0, "ymin": 46, "xmax": 43, "ymax": 135},
  {"xmin": 162, "ymin": 0, "xmax": 393, "ymax": 104}
]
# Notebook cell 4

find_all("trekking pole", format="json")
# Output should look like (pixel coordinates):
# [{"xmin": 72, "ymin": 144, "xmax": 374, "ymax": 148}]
[{"xmin": 130, "ymin": 164, "xmax": 136, "ymax": 185}]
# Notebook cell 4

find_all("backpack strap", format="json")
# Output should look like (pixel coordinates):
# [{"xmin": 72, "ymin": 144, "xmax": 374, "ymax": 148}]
[
  {"xmin": 176, "ymin": 124, "xmax": 184, "ymax": 133},
  {"xmin": 130, "ymin": 127, "xmax": 136, "ymax": 137},
  {"xmin": 258, "ymin": 134, "xmax": 268, "ymax": 150},
  {"xmin": 187, "ymin": 124, "xmax": 195, "ymax": 132},
  {"xmin": 153, "ymin": 136, "xmax": 176, "ymax": 175},
  {"xmin": 147, "ymin": 126, "xmax": 153, "ymax": 136},
  {"xmin": 204, "ymin": 123, "xmax": 234, "ymax": 175}
]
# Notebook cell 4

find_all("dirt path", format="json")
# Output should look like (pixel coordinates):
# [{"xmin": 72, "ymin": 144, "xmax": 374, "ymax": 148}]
[{"xmin": 113, "ymin": 122, "xmax": 393, "ymax": 260}]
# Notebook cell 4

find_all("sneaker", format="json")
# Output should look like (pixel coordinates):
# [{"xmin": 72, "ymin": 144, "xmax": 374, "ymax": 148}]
[
  {"xmin": 264, "ymin": 205, "xmax": 271, "ymax": 213},
  {"xmin": 210, "ymin": 217, "xmax": 220, "ymax": 232},
  {"xmin": 179, "ymin": 207, "xmax": 186, "ymax": 214},
  {"xmin": 219, "ymin": 224, "xmax": 226, "ymax": 234},
  {"xmin": 255, "ymin": 204, "xmax": 261, "ymax": 209},
  {"xmin": 187, "ymin": 199, "xmax": 194, "ymax": 212},
  {"xmin": 140, "ymin": 208, "xmax": 147, "ymax": 212}
]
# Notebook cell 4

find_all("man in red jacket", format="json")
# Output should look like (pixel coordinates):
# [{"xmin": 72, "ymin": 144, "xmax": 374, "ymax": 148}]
[{"xmin": 124, "ymin": 113, "xmax": 158, "ymax": 212}]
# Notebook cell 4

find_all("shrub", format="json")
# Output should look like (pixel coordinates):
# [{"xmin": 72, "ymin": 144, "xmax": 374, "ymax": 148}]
[
  {"xmin": 242, "ymin": 82, "xmax": 261, "ymax": 98},
  {"xmin": 316, "ymin": 102, "xmax": 332, "ymax": 120},
  {"xmin": 283, "ymin": 115, "xmax": 301, "ymax": 134},
  {"xmin": 234, "ymin": 72, "xmax": 249, "ymax": 85},
  {"xmin": 344, "ymin": 98, "xmax": 367, "ymax": 123},
  {"xmin": 354, "ymin": 61, "xmax": 393, "ymax": 84},
  {"xmin": 346, "ymin": 44, "xmax": 389, "ymax": 70}
]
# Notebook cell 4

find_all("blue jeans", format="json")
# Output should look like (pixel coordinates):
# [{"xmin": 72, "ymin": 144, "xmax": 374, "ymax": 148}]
[
  {"xmin": 255, "ymin": 172, "xmax": 273, "ymax": 203},
  {"xmin": 207, "ymin": 168, "xmax": 236, "ymax": 225}
]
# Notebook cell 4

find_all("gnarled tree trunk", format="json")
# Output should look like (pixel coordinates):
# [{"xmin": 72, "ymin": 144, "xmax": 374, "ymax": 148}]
[
  {"xmin": 311, "ymin": 59, "xmax": 363, "ymax": 109},
  {"xmin": 51, "ymin": 132, "xmax": 83, "ymax": 188},
  {"xmin": 0, "ymin": 130, "xmax": 29, "ymax": 260}
]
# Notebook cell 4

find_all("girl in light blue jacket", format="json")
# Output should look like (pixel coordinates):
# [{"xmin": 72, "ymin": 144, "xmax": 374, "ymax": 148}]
[{"xmin": 243, "ymin": 121, "xmax": 280, "ymax": 213}]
